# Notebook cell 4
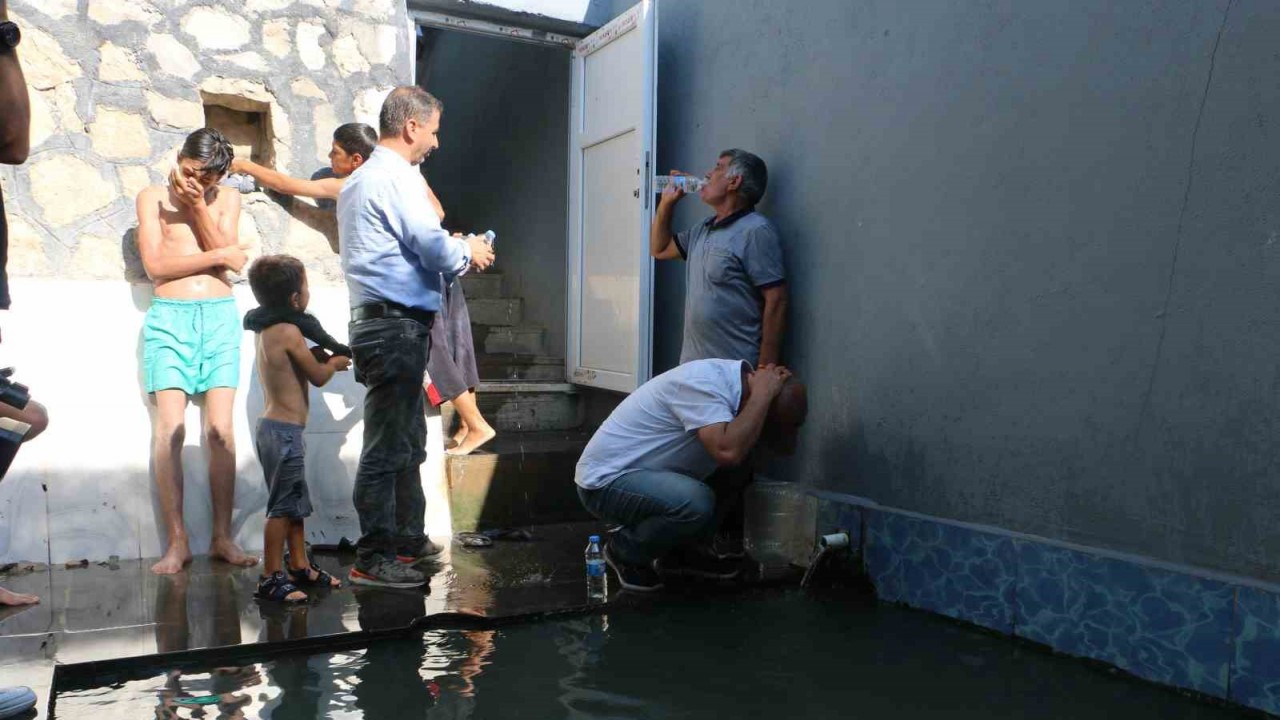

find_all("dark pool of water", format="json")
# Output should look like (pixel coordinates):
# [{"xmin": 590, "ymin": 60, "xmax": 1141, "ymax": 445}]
[{"xmin": 54, "ymin": 588, "xmax": 1254, "ymax": 719}]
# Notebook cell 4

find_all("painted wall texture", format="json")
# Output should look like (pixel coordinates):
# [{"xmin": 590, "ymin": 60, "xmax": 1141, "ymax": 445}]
[
  {"xmin": 645, "ymin": 0, "xmax": 1280, "ymax": 581},
  {"xmin": 1, "ymin": 0, "xmax": 413, "ymax": 287}
]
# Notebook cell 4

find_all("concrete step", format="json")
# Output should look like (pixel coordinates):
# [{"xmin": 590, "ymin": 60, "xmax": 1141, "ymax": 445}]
[
  {"xmin": 447, "ymin": 430, "xmax": 595, "ymax": 532},
  {"xmin": 458, "ymin": 272, "xmax": 504, "ymax": 299},
  {"xmin": 476, "ymin": 354, "xmax": 565, "ymax": 382},
  {"xmin": 442, "ymin": 381, "xmax": 582, "ymax": 433},
  {"xmin": 466, "ymin": 297, "xmax": 522, "ymax": 326},
  {"xmin": 480, "ymin": 325, "xmax": 546, "ymax": 356}
]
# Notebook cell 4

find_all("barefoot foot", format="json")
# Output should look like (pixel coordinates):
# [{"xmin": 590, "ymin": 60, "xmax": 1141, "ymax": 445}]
[
  {"xmin": 0, "ymin": 586, "xmax": 39, "ymax": 606},
  {"xmin": 447, "ymin": 425, "xmax": 496, "ymax": 456},
  {"xmin": 151, "ymin": 539, "xmax": 193, "ymax": 575},
  {"xmin": 211, "ymin": 538, "xmax": 259, "ymax": 568}
]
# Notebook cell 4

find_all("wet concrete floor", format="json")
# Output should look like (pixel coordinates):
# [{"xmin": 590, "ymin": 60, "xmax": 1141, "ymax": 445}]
[{"xmin": 0, "ymin": 521, "xmax": 612, "ymax": 718}]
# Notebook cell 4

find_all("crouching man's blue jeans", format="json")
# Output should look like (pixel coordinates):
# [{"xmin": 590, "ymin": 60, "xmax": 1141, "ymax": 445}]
[{"xmin": 577, "ymin": 469, "xmax": 717, "ymax": 566}]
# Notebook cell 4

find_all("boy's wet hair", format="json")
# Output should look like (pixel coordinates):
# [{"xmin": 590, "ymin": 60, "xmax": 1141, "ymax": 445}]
[
  {"xmin": 180, "ymin": 128, "xmax": 234, "ymax": 179},
  {"xmin": 333, "ymin": 123, "xmax": 377, "ymax": 160},
  {"xmin": 248, "ymin": 255, "xmax": 306, "ymax": 309}
]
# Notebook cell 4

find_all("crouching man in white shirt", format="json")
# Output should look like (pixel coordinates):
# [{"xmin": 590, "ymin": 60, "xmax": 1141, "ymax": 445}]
[{"xmin": 574, "ymin": 360, "xmax": 807, "ymax": 592}]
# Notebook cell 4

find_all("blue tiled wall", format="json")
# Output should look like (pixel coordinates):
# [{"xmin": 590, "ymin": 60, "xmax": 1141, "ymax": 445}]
[{"xmin": 810, "ymin": 494, "xmax": 1280, "ymax": 716}]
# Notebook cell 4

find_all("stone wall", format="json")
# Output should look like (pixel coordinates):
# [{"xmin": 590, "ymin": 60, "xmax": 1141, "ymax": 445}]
[{"xmin": 2, "ymin": 0, "xmax": 413, "ymax": 286}]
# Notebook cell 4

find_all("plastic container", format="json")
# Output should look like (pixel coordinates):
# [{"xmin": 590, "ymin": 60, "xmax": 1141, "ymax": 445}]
[
  {"xmin": 585, "ymin": 535, "xmax": 607, "ymax": 600},
  {"xmin": 655, "ymin": 175, "xmax": 706, "ymax": 194},
  {"xmin": 744, "ymin": 480, "xmax": 818, "ymax": 569}
]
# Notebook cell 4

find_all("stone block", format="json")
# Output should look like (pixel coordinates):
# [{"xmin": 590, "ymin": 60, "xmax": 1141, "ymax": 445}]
[
  {"xmin": 27, "ymin": 87, "xmax": 56, "ymax": 149},
  {"xmin": 181, "ymin": 7, "xmax": 251, "ymax": 51},
  {"xmin": 353, "ymin": 87, "xmax": 393, "ymax": 128},
  {"xmin": 87, "ymin": 0, "xmax": 161, "ymax": 28},
  {"xmin": 116, "ymin": 166, "xmax": 153, "ymax": 200},
  {"xmin": 69, "ymin": 235, "xmax": 125, "ymax": 281},
  {"xmin": 355, "ymin": 25, "xmax": 399, "ymax": 67},
  {"xmin": 48, "ymin": 83, "xmax": 81, "ymax": 133},
  {"xmin": 19, "ymin": 25, "xmax": 81, "ymax": 90},
  {"xmin": 468, "ymin": 297, "xmax": 523, "ymax": 326},
  {"xmin": 4, "ymin": 217, "xmax": 53, "ymax": 277},
  {"xmin": 146, "ymin": 92, "xmax": 204, "ymax": 130},
  {"xmin": 332, "ymin": 34, "xmax": 370, "ymax": 76},
  {"xmin": 296, "ymin": 21, "xmax": 327, "ymax": 71},
  {"xmin": 284, "ymin": 210, "xmax": 339, "ymax": 262},
  {"xmin": 353, "ymin": 0, "xmax": 395, "ymax": 16},
  {"xmin": 290, "ymin": 78, "xmax": 326, "ymax": 101},
  {"xmin": 224, "ymin": 52, "xmax": 268, "ymax": 72},
  {"xmin": 147, "ymin": 34, "xmax": 202, "ymax": 80},
  {"xmin": 263, "ymin": 19, "xmax": 292, "ymax": 58},
  {"xmin": 97, "ymin": 42, "xmax": 145, "ymax": 83},
  {"xmin": 458, "ymin": 271, "xmax": 503, "ymax": 299},
  {"xmin": 443, "ymin": 383, "xmax": 582, "ymax": 433},
  {"xmin": 27, "ymin": 155, "xmax": 115, "ymax": 227},
  {"xmin": 89, "ymin": 108, "xmax": 151, "ymax": 160},
  {"xmin": 484, "ymin": 326, "xmax": 546, "ymax": 356},
  {"xmin": 313, "ymin": 103, "xmax": 338, "ymax": 165}
]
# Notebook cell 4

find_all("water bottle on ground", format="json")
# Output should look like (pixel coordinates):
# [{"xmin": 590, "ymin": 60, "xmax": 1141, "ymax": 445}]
[
  {"xmin": 585, "ymin": 535, "xmax": 607, "ymax": 600},
  {"xmin": 654, "ymin": 175, "xmax": 706, "ymax": 194}
]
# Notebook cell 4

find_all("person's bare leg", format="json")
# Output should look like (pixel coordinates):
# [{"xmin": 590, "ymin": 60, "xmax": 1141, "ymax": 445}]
[
  {"xmin": 203, "ymin": 388, "xmax": 258, "ymax": 567},
  {"xmin": 446, "ymin": 389, "xmax": 495, "ymax": 456},
  {"xmin": 287, "ymin": 520, "xmax": 339, "ymax": 587},
  {"xmin": 152, "ymin": 389, "xmax": 192, "ymax": 574},
  {"xmin": 262, "ymin": 517, "xmax": 305, "ymax": 601},
  {"xmin": 0, "ymin": 586, "xmax": 38, "ymax": 606},
  {"xmin": 427, "ymin": 382, "xmax": 468, "ymax": 449}
]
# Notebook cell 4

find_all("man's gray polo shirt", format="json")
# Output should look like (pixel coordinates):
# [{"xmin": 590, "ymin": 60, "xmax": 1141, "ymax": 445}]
[{"xmin": 675, "ymin": 208, "xmax": 785, "ymax": 365}]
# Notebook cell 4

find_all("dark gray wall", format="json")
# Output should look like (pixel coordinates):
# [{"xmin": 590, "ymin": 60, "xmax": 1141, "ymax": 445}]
[
  {"xmin": 640, "ymin": 0, "xmax": 1280, "ymax": 580},
  {"xmin": 421, "ymin": 30, "xmax": 570, "ymax": 355}
]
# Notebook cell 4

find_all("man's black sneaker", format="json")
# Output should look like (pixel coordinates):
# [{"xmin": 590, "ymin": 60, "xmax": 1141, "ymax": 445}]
[
  {"xmin": 348, "ymin": 556, "xmax": 426, "ymax": 588},
  {"xmin": 603, "ymin": 544, "xmax": 664, "ymax": 592},
  {"xmin": 396, "ymin": 538, "xmax": 446, "ymax": 565},
  {"xmin": 656, "ymin": 544, "xmax": 742, "ymax": 580}
]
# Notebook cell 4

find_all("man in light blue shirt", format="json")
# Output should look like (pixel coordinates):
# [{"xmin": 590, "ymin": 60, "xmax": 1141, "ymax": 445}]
[{"xmin": 338, "ymin": 87, "xmax": 494, "ymax": 588}]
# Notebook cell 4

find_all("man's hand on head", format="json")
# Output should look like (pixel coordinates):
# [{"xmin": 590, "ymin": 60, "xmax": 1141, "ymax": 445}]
[
  {"xmin": 466, "ymin": 234, "xmax": 495, "ymax": 272},
  {"xmin": 749, "ymin": 363, "xmax": 791, "ymax": 401}
]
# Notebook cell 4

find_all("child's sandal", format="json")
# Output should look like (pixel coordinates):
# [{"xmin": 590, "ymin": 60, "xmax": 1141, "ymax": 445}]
[
  {"xmin": 289, "ymin": 562, "xmax": 341, "ymax": 589},
  {"xmin": 254, "ymin": 571, "xmax": 307, "ymax": 603}
]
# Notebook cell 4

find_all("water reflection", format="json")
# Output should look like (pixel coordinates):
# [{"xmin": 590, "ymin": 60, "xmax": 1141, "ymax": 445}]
[{"xmin": 58, "ymin": 590, "xmax": 1254, "ymax": 720}]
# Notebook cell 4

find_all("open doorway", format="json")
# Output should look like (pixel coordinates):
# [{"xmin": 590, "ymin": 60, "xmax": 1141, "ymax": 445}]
[{"xmin": 417, "ymin": 27, "xmax": 571, "ymax": 381}]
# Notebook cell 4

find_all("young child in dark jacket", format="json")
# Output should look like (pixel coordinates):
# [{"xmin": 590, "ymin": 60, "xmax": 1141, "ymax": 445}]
[{"xmin": 245, "ymin": 255, "xmax": 349, "ymax": 602}]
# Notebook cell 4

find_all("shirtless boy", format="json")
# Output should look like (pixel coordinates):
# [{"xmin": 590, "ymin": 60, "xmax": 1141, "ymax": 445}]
[
  {"xmin": 135, "ymin": 128, "xmax": 257, "ymax": 574},
  {"xmin": 246, "ymin": 255, "xmax": 348, "ymax": 603}
]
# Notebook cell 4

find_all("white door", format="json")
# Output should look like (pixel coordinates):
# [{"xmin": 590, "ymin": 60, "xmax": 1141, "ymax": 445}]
[{"xmin": 566, "ymin": 1, "xmax": 657, "ymax": 393}]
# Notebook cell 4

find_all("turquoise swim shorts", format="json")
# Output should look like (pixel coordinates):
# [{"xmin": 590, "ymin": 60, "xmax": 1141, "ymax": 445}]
[{"xmin": 143, "ymin": 297, "xmax": 241, "ymax": 395}]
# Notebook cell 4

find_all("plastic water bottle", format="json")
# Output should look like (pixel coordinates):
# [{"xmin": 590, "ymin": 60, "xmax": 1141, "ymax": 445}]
[
  {"xmin": 585, "ymin": 535, "xmax": 607, "ymax": 600},
  {"xmin": 654, "ymin": 175, "xmax": 706, "ymax": 194},
  {"xmin": 483, "ymin": 230, "xmax": 496, "ymax": 249}
]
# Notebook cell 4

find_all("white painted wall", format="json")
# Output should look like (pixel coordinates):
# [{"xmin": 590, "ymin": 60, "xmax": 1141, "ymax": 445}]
[{"xmin": 0, "ymin": 279, "xmax": 451, "ymax": 565}]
